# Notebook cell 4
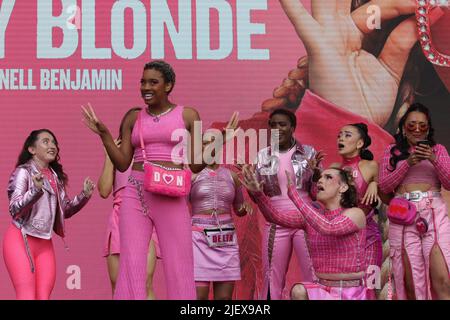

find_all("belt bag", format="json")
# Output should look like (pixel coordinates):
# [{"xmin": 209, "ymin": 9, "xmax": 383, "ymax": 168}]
[
  {"xmin": 138, "ymin": 110, "xmax": 191, "ymax": 197},
  {"xmin": 387, "ymin": 197, "xmax": 417, "ymax": 225},
  {"xmin": 204, "ymin": 227, "xmax": 237, "ymax": 247}
]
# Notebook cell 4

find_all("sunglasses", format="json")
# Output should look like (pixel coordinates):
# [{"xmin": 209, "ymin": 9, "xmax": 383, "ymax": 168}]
[{"xmin": 405, "ymin": 122, "xmax": 429, "ymax": 133}]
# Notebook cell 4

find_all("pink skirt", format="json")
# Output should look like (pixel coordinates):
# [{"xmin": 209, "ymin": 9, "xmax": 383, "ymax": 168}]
[
  {"xmin": 297, "ymin": 281, "xmax": 369, "ymax": 300},
  {"xmin": 192, "ymin": 218, "xmax": 241, "ymax": 282},
  {"xmin": 103, "ymin": 194, "xmax": 160, "ymax": 258}
]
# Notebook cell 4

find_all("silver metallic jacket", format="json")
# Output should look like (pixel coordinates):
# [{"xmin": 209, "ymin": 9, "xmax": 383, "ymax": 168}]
[
  {"xmin": 256, "ymin": 142, "xmax": 317, "ymax": 197},
  {"xmin": 8, "ymin": 160, "xmax": 90, "ymax": 240}
]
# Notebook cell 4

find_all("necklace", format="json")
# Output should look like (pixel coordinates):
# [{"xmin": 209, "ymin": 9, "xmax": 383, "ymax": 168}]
[{"xmin": 147, "ymin": 106, "xmax": 174, "ymax": 122}]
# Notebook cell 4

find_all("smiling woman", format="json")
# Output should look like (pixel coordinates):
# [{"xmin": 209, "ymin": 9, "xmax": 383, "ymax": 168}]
[{"xmin": 3, "ymin": 129, "xmax": 94, "ymax": 300}]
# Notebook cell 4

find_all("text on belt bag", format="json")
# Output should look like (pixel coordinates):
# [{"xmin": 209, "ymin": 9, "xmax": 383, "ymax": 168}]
[
  {"xmin": 137, "ymin": 110, "xmax": 191, "ymax": 197},
  {"xmin": 204, "ymin": 227, "xmax": 237, "ymax": 247},
  {"xmin": 387, "ymin": 197, "xmax": 417, "ymax": 225}
]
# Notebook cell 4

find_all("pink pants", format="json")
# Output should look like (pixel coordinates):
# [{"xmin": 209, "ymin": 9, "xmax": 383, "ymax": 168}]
[
  {"xmin": 261, "ymin": 222, "xmax": 315, "ymax": 300},
  {"xmin": 389, "ymin": 196, "xmax": 450, "ymax": 300},
  {"xmin": 113, "ymin": 172, "xmax": 195, "ymax": 300},
  {"xmin": 103, "ymin": 192, "xmax": 161, "ymax": 258},
  {"xmin": 2, "ymin": 224, "xmax": 56, "ymax": 300}
]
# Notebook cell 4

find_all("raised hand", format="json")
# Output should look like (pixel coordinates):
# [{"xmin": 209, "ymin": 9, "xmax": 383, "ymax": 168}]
[
  {"xmin": 278, "ymin": 0, "xmax": 428, "ymax": 127},
  {"xmin": 240, "ymin": 164, "xmax": 263, "ymax": 193},
  {"xmin": 83, "ymin": 177, "xmax": 95, "ymax": 197},
  {"xmin": 81, "ymin": 103, "xmax": 109, "ymax": 136},
  {"xmin": 306, "ymin": 150, "xmax": 325, "ymax": 171},
  {"xmin": 32, "ymin": 173, "xmax": 44, "ymax": 190},
  {"xmin": 223, "ymin": 111, "xmax": 240, "ymax": 143}
]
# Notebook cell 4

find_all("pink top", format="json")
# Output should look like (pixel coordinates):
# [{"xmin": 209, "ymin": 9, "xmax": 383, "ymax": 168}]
[
  {"xmin": 342, "ymin": 156, "xmax": 370, "ymax": 213},
  {"xmin": 190, "ymin": 166, "xmax": 244, "ymax": 216},
  {"xmin": 379, "ymin": 144, "xmax": 450, "ymax": 194},
  {"xmin": 270, "ymin": 146, "xmax": 300, "ymax": 211},
  {"xmin": 131, "ymin": 106, "xmax": 187, "ymax": 163},
  {"xmin": 253, "ymin": 188, "xmax": 366, "ymax": 274},
  {"xmin": 41, "ymin": 167, "xmax": 58, "ymax": 193},
  {"xmin": 113, "ymin": 166, "xmax": 132, "ymax": 196}
]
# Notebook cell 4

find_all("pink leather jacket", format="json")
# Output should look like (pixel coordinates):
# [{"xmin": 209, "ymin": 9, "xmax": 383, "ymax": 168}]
[{"xmin": 7, "ymin": 160, "xmax": 90, "ymax": 240}]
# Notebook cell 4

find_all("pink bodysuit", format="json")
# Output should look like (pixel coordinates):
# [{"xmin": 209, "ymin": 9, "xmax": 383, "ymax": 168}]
[{"xmin": 342, "ymin": 156, "xmax": 382, "ymax": 270}]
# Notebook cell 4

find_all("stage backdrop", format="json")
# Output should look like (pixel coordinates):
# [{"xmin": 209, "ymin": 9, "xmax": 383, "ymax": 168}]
[{"xmin": 0, "ymin": 0, "xmax": 449, "ymax": 299}]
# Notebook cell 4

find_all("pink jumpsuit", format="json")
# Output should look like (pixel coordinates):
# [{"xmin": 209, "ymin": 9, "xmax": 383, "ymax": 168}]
[
  {"xmin": 258, "ymin": 146, "xmax": 315, "ymax": 300},
  {"xmin": 379, "ymin": 144, "xmax": 450, "ymax": 300},
  {"xmin": 113, "ymin": 106, "xmax": 196, "ymax": 300},
  {"xmin": 342, "ymin": 156, "xmax": 382, "ymax": 269}
]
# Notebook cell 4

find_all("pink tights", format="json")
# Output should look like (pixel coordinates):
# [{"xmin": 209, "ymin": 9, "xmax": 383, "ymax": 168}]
[{"xmin": 3, "ymin": 223, "xmax": 56, "ymax": 300}]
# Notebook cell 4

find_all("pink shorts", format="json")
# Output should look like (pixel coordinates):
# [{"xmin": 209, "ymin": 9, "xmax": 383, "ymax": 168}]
[
  {"xmin": 192, "ymin": 216, "xmax": 241, "ymax": 282},
  {"xmin": 295, "ymin": 281, "xmax": 369, "ymax": 300},
  {"xmin": 103, "ymin": 197, "xmax": 160, "ymax": 258}
]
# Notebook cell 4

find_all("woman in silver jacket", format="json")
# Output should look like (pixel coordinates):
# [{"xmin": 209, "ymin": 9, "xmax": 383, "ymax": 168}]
[{"xmin": 3, "ymin": 129, "xmax": 94, "ymax": 300}]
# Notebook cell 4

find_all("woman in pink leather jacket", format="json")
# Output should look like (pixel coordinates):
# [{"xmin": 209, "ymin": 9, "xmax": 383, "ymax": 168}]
[{"xmin": 3, "ymin": 129, "xmax": 94, "ymax": 300}]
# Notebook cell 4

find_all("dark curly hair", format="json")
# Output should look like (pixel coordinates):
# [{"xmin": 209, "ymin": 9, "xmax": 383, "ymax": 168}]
[
  {"xmin": 144, "ymin": 60, "xmax": 176, "ymax": 94},
  {"xmin": 349, "ymin": 123, "xmax": 374, "ymax": 160},
  {"xmin": 16, "ymin": 129, "xmax": 68, "ymax": 187},
  {"xmin": 333, "ymin": 168, "xmax": 358, "ymax": 208},
  {"xmin": 389, "ymin": 103, "xmax": 436, "ymax": 171}
]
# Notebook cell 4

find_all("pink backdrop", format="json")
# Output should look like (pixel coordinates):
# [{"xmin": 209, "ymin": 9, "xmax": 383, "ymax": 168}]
[{"xmin": 1, "ymin": 1, "xmax": 449, "ymax": 299}]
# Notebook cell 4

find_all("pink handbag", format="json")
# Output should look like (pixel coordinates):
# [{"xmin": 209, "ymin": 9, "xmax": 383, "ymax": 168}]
[
  {"xmin": 386, "ymin": 197, "xmax": 417, "ymax": 226},
  {"xmin": 137, "ymin": 111, "xmax": 191, "ymax": 197}
]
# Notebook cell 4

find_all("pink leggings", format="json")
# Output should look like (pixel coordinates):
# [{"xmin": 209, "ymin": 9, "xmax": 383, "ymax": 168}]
[
  {"xmin": 2, "ymin": 224, "xmax": 56, "ymax": 300},
  {"xmin": 261, "ymin": 222, "xmax": 315, "ymax": 300},
  {"xmin": 114, "ymin": 172, "xmax": 196, "ymax": 300},
  {"xmin": 389, "ymin": 196, "xmax": 450, "ymax": 300}
]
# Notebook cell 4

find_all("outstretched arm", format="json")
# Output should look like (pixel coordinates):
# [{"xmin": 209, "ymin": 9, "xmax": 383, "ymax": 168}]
[
  {"xmin": 240, "ymin": 165, "xmax": 305, "ymax": 228},
  {"xmin": 287, "ymin": 185, "xmax": 365, "ymax": 236},
  {"xmin": 82, "ymin": 104, "xmax": 136, "ymax": 172}
]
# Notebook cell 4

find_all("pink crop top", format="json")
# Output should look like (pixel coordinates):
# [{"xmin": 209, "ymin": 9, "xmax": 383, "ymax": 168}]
[
  {"xmin": 253, "ymin": 188, "xmax": 366, "ymax": 274},
  {"xmin": 190, "ymin": 166, "xmax": 244, "ymax": 216},
  {"xmin": 131, "ymin": 106, "xmax": 187, "ymax": 163},
  {"xmin": 379, "ymin": 144, "xmax": 450, "ymax": 194}
]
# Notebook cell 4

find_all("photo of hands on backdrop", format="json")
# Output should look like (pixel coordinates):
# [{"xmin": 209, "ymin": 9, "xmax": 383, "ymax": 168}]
[{"xmin": 0, "ymin": 0, "xmax": 449, "ymax": 299}]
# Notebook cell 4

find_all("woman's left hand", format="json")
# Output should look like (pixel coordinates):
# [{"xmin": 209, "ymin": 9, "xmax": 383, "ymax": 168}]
[
  {"xmin": 223, "ymin": 111, "xmax": 240, "ymax": 142},
  {"xmin": 83, "ymin": 178, "xmax": 95, "ymax": 197},
  {"xmin": 414, "ymin": 145, "xmax": 436, "ymax": 161},
  {"xmin": 362, "ymin": 181, "xmax": 378, "ymax": 206}
]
